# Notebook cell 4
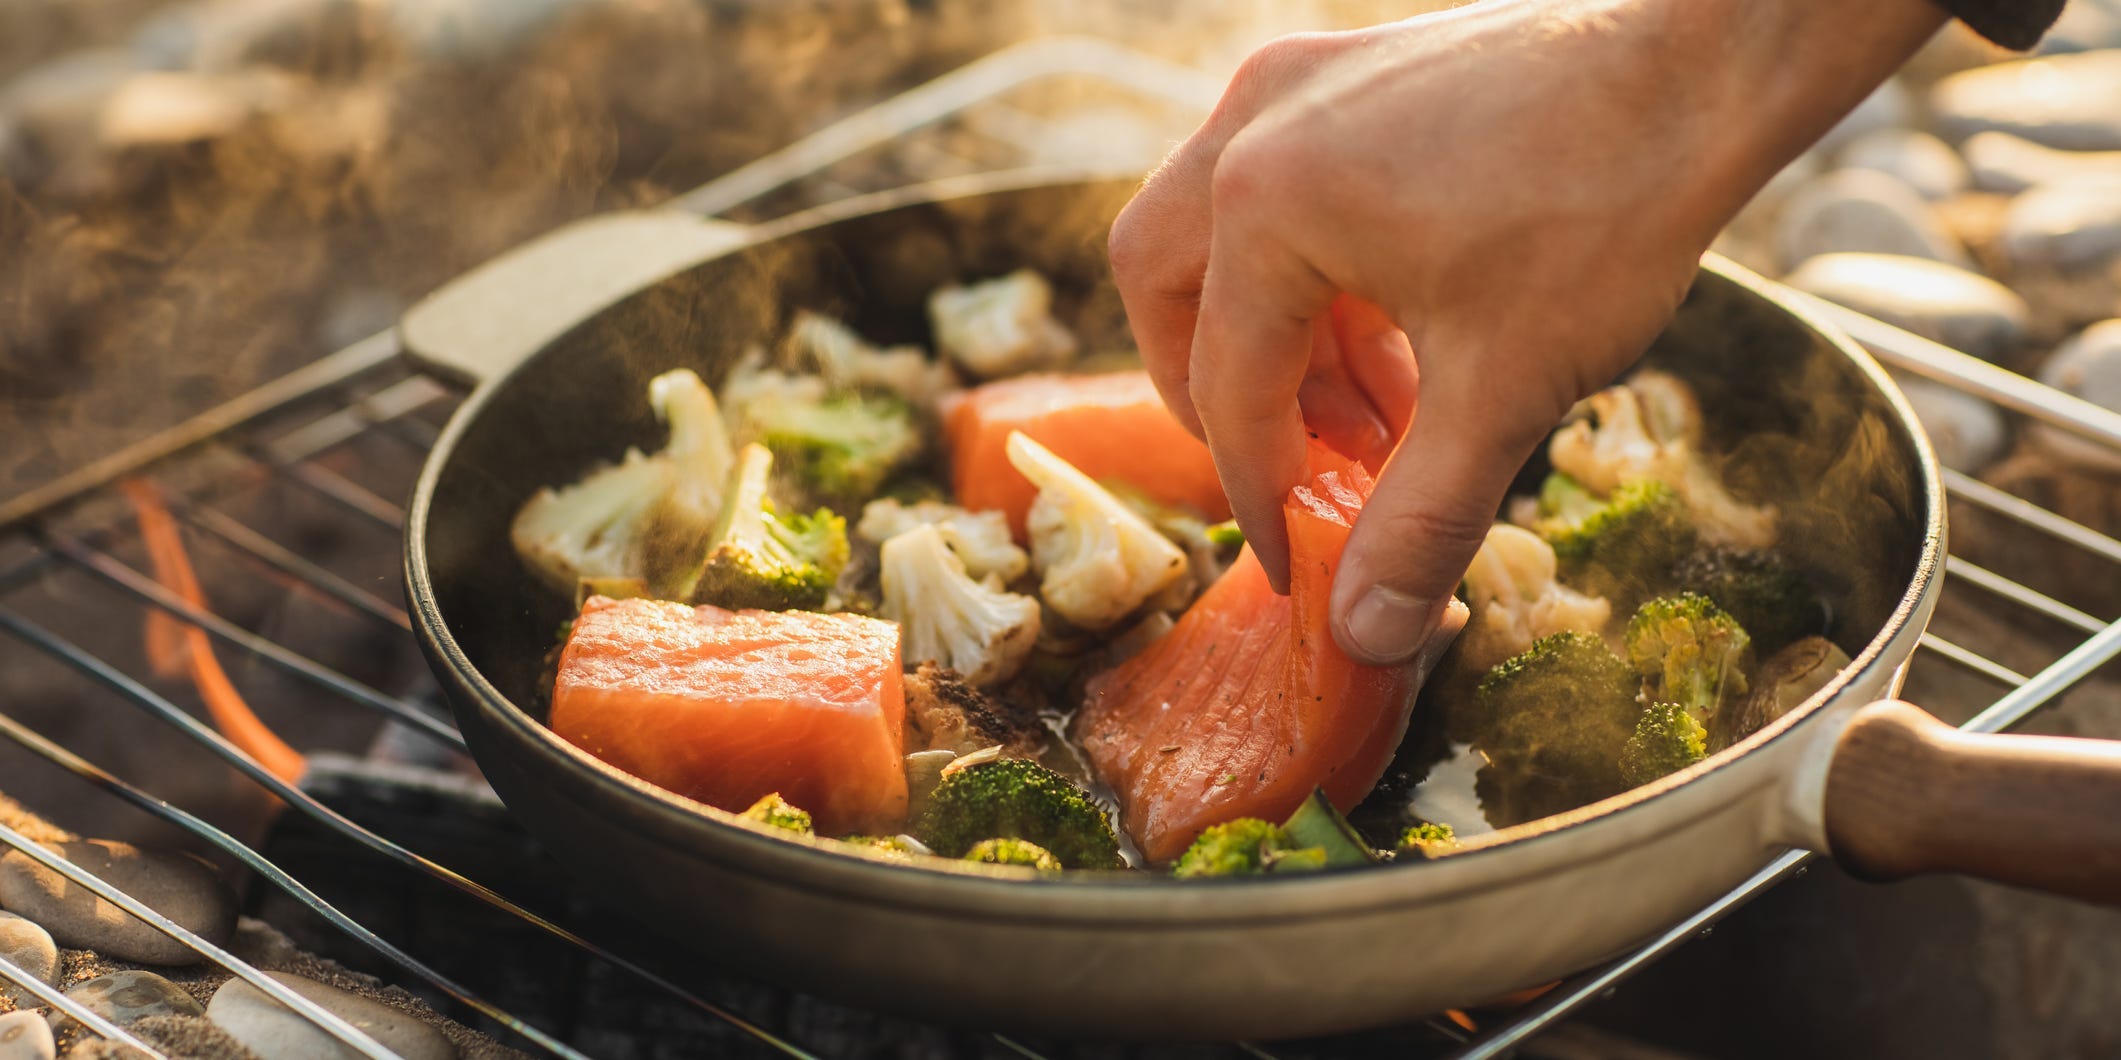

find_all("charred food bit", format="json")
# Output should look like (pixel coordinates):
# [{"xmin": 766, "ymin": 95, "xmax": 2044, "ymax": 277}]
[
  {"xmin": 1006, "ymin": 431, "xmax": 1189, "ymax": 631},
  {"xmin": 1458, "ymin": 524, "xmax": 1614, "ymax": 671},
  {"xmin": 914, "ymin": 758, "xmax": 1122, "ymax": 870},
  {"xmin": 901, "ymin": 663, "xmax": 1045, "ymax": 757},
  {"xmin": 926, "ymin": 269, "xmax": 1079, "ymax": 380},
  {"xmin": 510, "ymin": 368, "xmax": 735, "ymax": 596},
  {"xmin": 1672, "ymin": 546, "xmax": 1827, "ymax": 655},
  {"xmin": 963, "ymin": 837, "xmax": 1064, "ymax": 871},
  {"xmin": 679, "ymin": 444, "xmax": 850, "ymax": 611}
]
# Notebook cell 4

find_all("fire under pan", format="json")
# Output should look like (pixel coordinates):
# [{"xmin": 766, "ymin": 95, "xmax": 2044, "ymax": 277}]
[{"xmin": 4, "ymin": 38, "xmax": 2121, "ymax": 1059}]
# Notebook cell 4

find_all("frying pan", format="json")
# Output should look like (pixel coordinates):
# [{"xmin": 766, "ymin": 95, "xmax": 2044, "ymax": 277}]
[{"xmin": 402, "ymin": 170, "xmax": 2121, "ymax": 1040}]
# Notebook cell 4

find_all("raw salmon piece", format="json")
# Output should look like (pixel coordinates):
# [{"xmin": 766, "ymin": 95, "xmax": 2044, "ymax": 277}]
[
  {"xmin": 943, "ymin": 370, "xmax": 1229, "ymax": 537},
  {"xmin": 551, "ymin": 596, "xmax": 908, "ymax": 835},
  {"xmin": 1076, "ymin": 450, "xmax": 1417, "ymax": 862}
]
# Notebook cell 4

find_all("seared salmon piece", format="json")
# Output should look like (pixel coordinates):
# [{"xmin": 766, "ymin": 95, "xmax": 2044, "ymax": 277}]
[
  {"xmin": 551, "ymin": 596, "xmax": 908, "ymax": 835},
  {"xmin": 1076, "ymin": 450, "xmax": 1417, "ymax": 862}
]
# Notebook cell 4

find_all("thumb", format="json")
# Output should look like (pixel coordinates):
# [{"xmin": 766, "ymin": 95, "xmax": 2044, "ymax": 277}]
[{"xmin": 1330, "ymin": 372, "xmax": 1549, "ymax": 666}]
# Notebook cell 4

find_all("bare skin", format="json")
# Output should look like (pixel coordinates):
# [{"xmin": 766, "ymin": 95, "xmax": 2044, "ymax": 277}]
[{"xmin": 1109, "ymin": 0, "xmax": 1949, "ymax": 665}]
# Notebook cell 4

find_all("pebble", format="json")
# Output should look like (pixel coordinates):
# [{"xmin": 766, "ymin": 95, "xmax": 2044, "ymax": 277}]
[
  {"xmin": 0, "ymin": 1011, "xmax": 54, "ymax": 1060},
  {"xmin": 209, "ymin": 972, "xmax": 457, "ymax": 1060},
  {"xmin": 1777, "ymin": 169, "xmax": 1970, "ymax": 269},
  {"xmin": 1838, "ymin": 130, "xmax": 1970, "ymax": 201},
  {"xmin": 0, "ymin": 840, "xmax": 237, "ymax": 966},
  {"xmin": 1784, "ymin": 253, "xmax": 2030, "ymax": 360},
  {"xmin": 1817, "ymin": 79, "xmax": 1912, "ymax": 156},
  {"xmin": 2039, "ymin": 0, "xmax": 2121, "ymax": 55},
  {"xmin": 1931, "ymin": 50, "xmax": 2121, "ymax": 151},
  {"xmin": 0, "ymin": 913, "xmax": 58, "ymax": 1007},
  {"xmin": 2033, "ymin": 319, "xmax": 2121, "ymax": 472},
  {"xmin": 1999, "ymin": 178, "xmax": 2121, "ymax": 271},
  {"xmin": 97, "ymin": 70, "xmax": 290, "ymax": 148},
  {"xmin": 1896, "ymin": 377, "xmax": 2010, "ymax": 473},
  {"xmin": 62, "ymin": 970, "xmax": 204, "ymax": 1027},
  {"xmin": 1964, "ymin": 132, "xmax": 2121, "ymax": 194}
]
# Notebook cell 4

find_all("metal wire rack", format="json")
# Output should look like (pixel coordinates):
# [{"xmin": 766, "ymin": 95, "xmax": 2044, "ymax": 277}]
[{"xmin": 2, "ymin": 36, "xmax": 2120, "ymax": 1059}]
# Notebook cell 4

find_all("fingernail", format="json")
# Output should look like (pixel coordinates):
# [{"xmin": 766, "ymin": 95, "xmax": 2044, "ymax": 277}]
[{"xmin": 1342, "ymin": 585, "xmax": 1437, "ymax": 665}]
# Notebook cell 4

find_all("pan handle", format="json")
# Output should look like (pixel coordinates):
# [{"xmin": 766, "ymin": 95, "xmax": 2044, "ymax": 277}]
[
  {"xmin": 399, "ymin": 211, "xmax": 753, "ymax": 386},
  {"xmin": 1821, "ymin": 699, "xmax": 2121, "ymax": 906}
]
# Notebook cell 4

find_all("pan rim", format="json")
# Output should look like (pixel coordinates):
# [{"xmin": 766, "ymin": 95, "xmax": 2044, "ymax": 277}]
[{"xmin": 403, "ymin": 174, "xmax": 1946, "ymax": 921}]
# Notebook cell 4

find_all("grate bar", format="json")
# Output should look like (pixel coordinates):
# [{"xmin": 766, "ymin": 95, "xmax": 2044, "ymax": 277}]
[
  {"xmin": 1942, "ymin": 467, "xmax": 2121, "ymax": 568},
  {"xmin": 1944, "ymin": 556, "xmax": 2107, "ymax": 635},
  {"xmin": 47, "ymin": 534, "xmax": 463, "ymax": 751},
  {"xmin": 1964, "ymin": 618, "xmax": 2121, "ymax": 736},
  {"xmin": 170, "ymin": 498, "xmax": 413, "ymax": 631},
  {"xmin": 1919, "ymin": 633, "xmax": 2033, "ymax": 687},
  {"xmin": 260, "ymin": 375, "xmax": 452, "ymax": 467},
  {"xmin": 0, "ymin": 951, "xmax": 171, "ymax": 1059},
  {"xmin": 270, "ymin": 461, "xmax": 406, "ymax": 529},
  {"xmin": 0, "ymin": 605, "xmax": 819, "ymax": 1060},
  {"xmin": 0, "ymin": 820, "xmax": 402, "ymax": 1060},
  {"xmin": 0, "ymin": 709, "xmax": 588, "ymax": 1059}
]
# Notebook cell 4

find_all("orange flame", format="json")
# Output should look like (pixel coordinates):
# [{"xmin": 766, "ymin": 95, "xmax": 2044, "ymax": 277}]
[{"xmin": 122, "ymin": 478, "xmax": 306, "ymax": 784}]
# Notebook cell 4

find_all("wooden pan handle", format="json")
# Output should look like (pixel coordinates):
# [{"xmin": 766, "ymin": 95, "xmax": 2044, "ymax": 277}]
[{"xmin": 1823, "ymin": 700, "xmax": 2121, "ymax": 906}]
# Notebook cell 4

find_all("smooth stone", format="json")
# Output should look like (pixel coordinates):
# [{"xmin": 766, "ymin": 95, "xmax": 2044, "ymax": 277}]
[
  {"xmin": 0, "ymin": 840, "xmax": 237, "ymax": 966},
  {"xmin": 2040, "ymin": 0, "xmax": 2121, "ymax": 55},
  {"xmin": 1931, "ymin": 50, "xmax": 2121, "ymax": 151},
  {"xmin": 1999, "ymin": 178, "xmax": 2121, "ymax": 271},
  {"xmin": 0, "ymin": 913, "xmax": 58, "ymax": 1006},
  {"xmin": 1784, "ymin": 253, "xmax": 2030, "ymax": 359},
  {"xmin": 0, "ymin": 1011, "xmax": 54, "ymax": 1060},
  {"xmin": 62, "ymin": 971, "xmax": 203, "ymax": 1027},
  {"xmin": 1965, "ymin": 131, "xmax": 2121, "ymax": 194},
  {"xmin": 97, "ymin": 71, "xmax": 290, "ymax": 148},
  {"xmin": 1777, "ymin": 169, "xmax": 1970, "ymax": 269},
  {"xmin": 1896, "ymin": 377, "xmax": 2010, "ymax": 473},
  {"xmin": 1817, "ymin": 79, "xmax": 1912, "ymax": 156},
  {"xmin": 209, "ymin": 972, "xmax": 456, "ymax": 1060},
  {"xmin": 2033, "ymin": 319, "xmax": 2121, "ymax": 472},
  {"xmin": 1838, "ymin": 130, "xmax": 1970, "ymax": 201}
]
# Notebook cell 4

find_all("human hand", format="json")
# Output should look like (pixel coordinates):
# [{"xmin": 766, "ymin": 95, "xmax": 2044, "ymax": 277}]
[{"xmin": 1109, "ymin": 0, "xmax": 1944, "ymax": 665}]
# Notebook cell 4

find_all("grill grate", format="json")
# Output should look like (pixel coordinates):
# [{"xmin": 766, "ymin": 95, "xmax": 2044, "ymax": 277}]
[{"xmin": 2, "ymin": 37, "xmax": 2120, "ymax": 1059}]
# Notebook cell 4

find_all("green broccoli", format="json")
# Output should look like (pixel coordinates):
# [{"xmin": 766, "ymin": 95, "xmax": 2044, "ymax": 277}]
[
  {"xmin": 1280, "ymin": 790, "xmax": 1377, "ymax": 869},
  {"xmin": 839, "ymin": 834, "xmax": 927, "ymax": 860},
  {"xmin": 1204, "ymin": 520, "xmax": 1245, "ymax": 548},
  {"xmin": 1471, "ymin": 631, "xmax": 1644, "ymax": 792},
  {"xmin": 963, "ymin": 837, "xmax": 1063, "ymax": 871},
  {"xmin": 680, "ymin": 443, "xmax": 850, "ymax": 610},
  {"xmin": 1619, "ymin": 701, "xmax": 1709, "ymax": 785},
  {"xmin": 1624, "ymin": 593, "xmax": 1753, "ymax": 727},
  {"xmin": 1172, "ymin": 819, "xmax": 1290, "ymax": 878},
  {"xmin": 1672, "ymin": 546, "xmax": 1825, "ymax": 655},
  {"xmin": 741, "ymin": 793, "xmax": 813, "ymax": 835},
  {"xmin": 914, "ymin": 758, "xmax": 1123, "ymax": 869},
  {"xmin": 1397, "ymin": 822, "xmax": 1459, "ymax": 858},
  {"xmin": 747, "ymin": 390, "xmax": 922, "ymax": 504},
  {"xmin": 1531, "ymin": 473, "xmax": 1695, "ymax": 603}
]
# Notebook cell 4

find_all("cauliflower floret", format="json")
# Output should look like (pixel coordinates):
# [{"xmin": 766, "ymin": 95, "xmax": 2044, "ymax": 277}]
[
  {"xmin": 1549, "ymin": 371, "xmax": 1776, "ymax": 549},
  {"xmin": 784, "ymin": 310, "xmax": 961, "ymax": 412},
  {"xmin": 880, "ymin": 524, "xmax": 1042, "ymax": 686},
  {"xmin": 857, "ymin": 498, "xmax": 1028, "ymax": 583},
  {"xmin": 1459, "ymin": 524, "xmax": 1613, "ymax": 671},
  {"xmin": 927, "ymin": 270, "xmax": 1079, "ymax": 380},
  {"xmin": 1004, "ymin": 431, "xmax": 1188, "ymax": 631},
  {"xmin": 509, "ymin": 368, "xmax": 733, "ymax": 596}
]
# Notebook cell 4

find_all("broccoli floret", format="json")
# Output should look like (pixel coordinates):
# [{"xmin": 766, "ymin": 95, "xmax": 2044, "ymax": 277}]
[
  {"xmin": 1472, "ymin": 631, "xmax": 1643, "ymax": 792},
  {"xmin": 741, "ymin": 793, "xmax": 813, "ymax": 835},
  {"xmin": 1672, "ymin": 547, "xmax": 1825, "ymax": 655},
  {"xmin": 963, "ymin": 837, "xmax": 1063, "ymax": 871},
  {"xmin": 1397, "ymin": 822, "xmax": 1459, "ymax": 858},
  {"xmin": 1549, "ymin": 372, "xmax": 1777, "ymax": 550},
  {"xmin": 679, "ymin": 443, "xmax": 849, "ymax": 610},
  {"xmin": 1204, "ymin": 521, "xmax": 1245, "ymax": 548},
  {"xmin": 745, "ymin": 390, "xmax": 922, "ymax": 505},
  {"xmin": 511, "ymin": 368, "xmax": 735, "ymax": 597},
  {"xmin": 880, "ymin": 525, "xmax": 1042, "ymax": 686},
  {"xmin": 1625, "ymin": 593, "xmax": 1753, "ymax": 727},
  {"xmin": 1531, "ymin": 474, "xmax": 1696, "ymax": 603},
  {"xmin": 840, "ymin": 834, "xmax": 929, "ymax": 860},
  {"xmin": 914, "ymin": 758, "xmax": 1122, "ymax": 869},
  {"xmin": 1172, "ymin": 819, "xmax": 1291, "ymax": 878},
  {"xmin": 1619, "ymin": 701, "xmax": 1709, "ymax": 785},
  {"xmin": 1007, "ymin": 431, "xmax": 1188, "ymax": 631}
]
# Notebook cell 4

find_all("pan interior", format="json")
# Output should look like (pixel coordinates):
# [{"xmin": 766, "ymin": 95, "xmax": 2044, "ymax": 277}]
[{"xmin": 418, "ymin": 178, "xmax": 1930, "ymax": 860}]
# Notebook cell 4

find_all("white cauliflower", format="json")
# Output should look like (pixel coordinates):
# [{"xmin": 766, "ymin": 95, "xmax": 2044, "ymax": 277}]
[
  {"xmin": 880, "ymin": 524, "xmax": 1042, "ymax": 686},
  {"xmin": 1004, "ymin": 431, "xmax": 1188, "ymax": 631},
  {"xmin": 510, "ymin": 368, "xmax": 734, "ymax": 597},
  {"xmin": 926, "ymin": 269, "xmax": 1079, "ymax": 380},
  {"xmin": 1549, "ymin": 371, "xmax": 1777, "ymax": 549},
  {"xmin": 784, "ymin": 310, "xmax": 961, "ymax": 412},
  {"xmin": 857, "ymin": 498, "xmax": 1028, "ymax": 583},
  {"xmin": 1459, "ymin": 524, "xmax": 1613, "ymax": 671}
]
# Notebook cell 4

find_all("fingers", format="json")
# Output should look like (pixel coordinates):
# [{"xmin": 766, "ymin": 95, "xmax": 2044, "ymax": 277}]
[
  {"xmin": 1189, "ymin": 158, "xmax": 1337, "ymax": 593},
  {"xmin": 1331, "ymin": 367, "xmax": 1548, "ymax": 665},
  {"xmin": 1296, "ymin": 316, "xmax": 1393, "ymax": 465},
  {"xmin": 1110, "ymin": 163, "xmax": 1212, "ymax": 439},
  {"xmin": 1331, "ymin": 295, "xmax": 1420, "ymax": 449}
]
